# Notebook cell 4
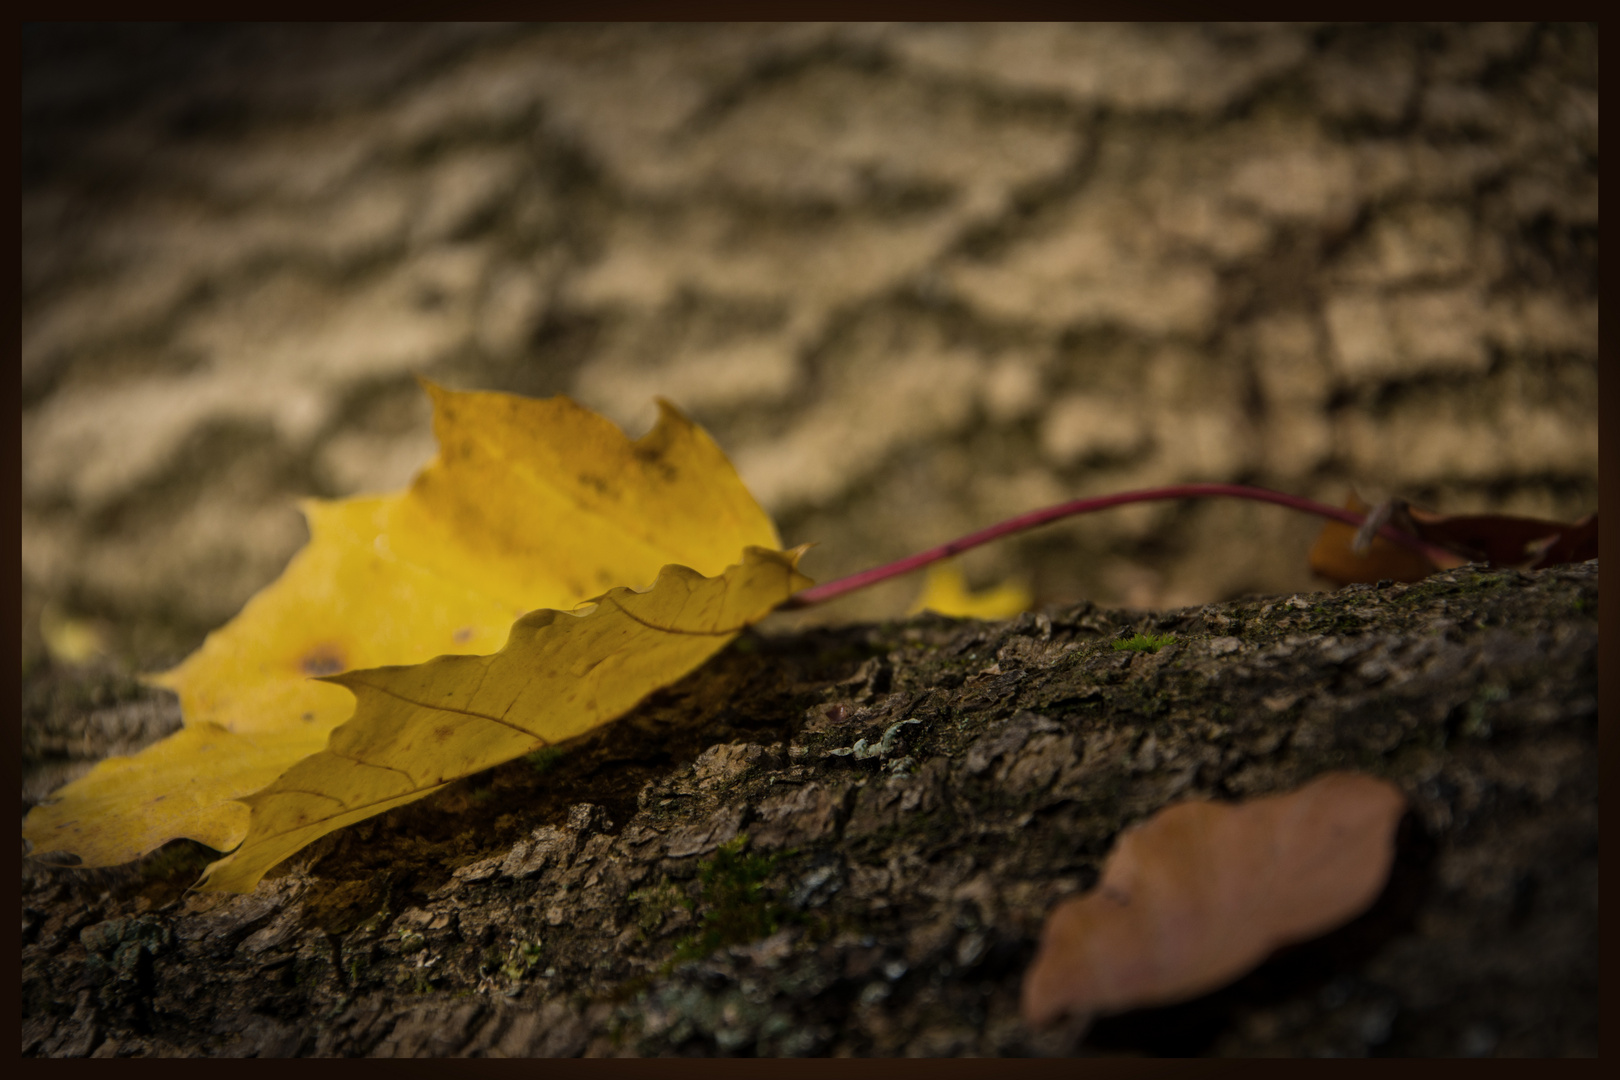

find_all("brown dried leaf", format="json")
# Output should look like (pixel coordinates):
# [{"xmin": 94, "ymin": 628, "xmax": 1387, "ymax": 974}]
[
  {"xmin": 1022, "ymin": 771, "xmax": 1407, "ymax": 1029},
  {"xmin": 1308, "ymin": 492, "xmax": 1459, "ymax": 585},
  {"xmin": 1412, "ymin": 506, "xmax": 1598, "ymax": 570},
  {"xmin": 1309, "ymin": 491, "xmax": 1597, "ymax": 587}
]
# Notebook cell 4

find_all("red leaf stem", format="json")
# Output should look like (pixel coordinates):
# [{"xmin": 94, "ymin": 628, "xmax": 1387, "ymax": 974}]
[{"xmin": 781, "ymin": 483, "xmax": 1454, "ymax": 609}]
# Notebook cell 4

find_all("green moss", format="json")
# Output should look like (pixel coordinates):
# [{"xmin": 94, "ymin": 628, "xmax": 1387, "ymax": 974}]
[
  {"xmin": 665, "ymin": 835, "xmax": 786, "ymax": 970},
  {"xmin": 628, "ymin": 878, "xmax": 686, "ymax": 936},
  {"xmin": 502, "ymin": 940, "xmax": 544, "ymax": 981},
  {"xmin": 523, "ymin": 745, "xmax": 566, "ymax": 774},
  {"xmin": 1113, "ymin": 632, "xmax": 1175, "ymax": 654}
]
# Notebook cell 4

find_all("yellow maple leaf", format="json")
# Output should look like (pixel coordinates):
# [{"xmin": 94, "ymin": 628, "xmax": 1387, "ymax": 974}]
[
  {"xmin": 907, "ymin": 562, "xmax": 1031, "ymax": 620},
  {"xmin": 202, "ymin": 547, "xmax": 807, "ymax": 892},
  {"xmin": 24, "ymin": 382, "xmax": 800, "ymax": 889}
]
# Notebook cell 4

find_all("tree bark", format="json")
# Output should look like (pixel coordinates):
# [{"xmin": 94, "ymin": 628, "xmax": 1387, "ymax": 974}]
[{"xmin": 22, "ymin": 560, "xmax": 1598, "ymax": 1057}]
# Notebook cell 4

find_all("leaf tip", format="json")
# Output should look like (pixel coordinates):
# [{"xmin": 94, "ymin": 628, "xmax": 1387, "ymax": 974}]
[
  {"xmin": 141, "ymin": 667, "xmax": 182, "ymax": 692},
  {"xmin": 782, "ymin": 542, "xmax": 815, "ymax": 568},
  {"xmin": 651, "ymin": 396, "xmax": 693, "ymax": 426}
]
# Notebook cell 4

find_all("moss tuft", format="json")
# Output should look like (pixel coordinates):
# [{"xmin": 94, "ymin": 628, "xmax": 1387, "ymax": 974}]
[
  {"xmin": 523, "ymin": 746, "xmax": 566, "ymax": 774},
  {"xmin": 666, "ymin": 835, "xmax": 785, "ymax": 969},
  {"xmin": 1113, "ymin": 632, "xmax": 1175, "ymax": 653}
]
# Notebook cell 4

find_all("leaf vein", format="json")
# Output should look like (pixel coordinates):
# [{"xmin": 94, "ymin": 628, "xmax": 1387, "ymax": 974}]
[
  {"xmin": 601, "ymin": 595, "xmax": 741, "ymax": 637},
  {"xmin": 346, "ymin": 678, "xmax": 543, "ymax": 739},
  {"xmin": 327, "ymin": 746, "xmax": 417, "ymax": 787},
  {"xmin": 260, "ymin": 787, "xmax": 347, "ymax": 809}
]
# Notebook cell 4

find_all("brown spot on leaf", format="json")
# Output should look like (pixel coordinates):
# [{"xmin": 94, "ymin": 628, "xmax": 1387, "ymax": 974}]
[
  {"xmin": 299, "ymin": 645, "xmax": 347, "ymax": 677},
  {"xmin": 452, "ymin": 627, "xmax": 475, "ymax": 645}
]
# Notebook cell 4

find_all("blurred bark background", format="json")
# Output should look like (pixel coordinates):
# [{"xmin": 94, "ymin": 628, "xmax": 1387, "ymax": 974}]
[{"xmin": 22, "ymin": 23, "xmax": 1598, "ymax": 664}]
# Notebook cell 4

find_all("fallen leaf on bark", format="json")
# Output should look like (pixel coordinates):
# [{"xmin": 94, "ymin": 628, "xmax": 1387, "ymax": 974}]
[
  {"xmin": 1309, "ymin": 491, "xmax": 1598, "ymax": 586},
  {"xmin": 1022, "ymin": 771, "xmax": 1407, "ymax": 1029},
  {"xmin": 201, "ymin": 546, "xmax": 807, "ymax": 892},
  {"xmin": 23, "ymin": 382, "xmax": 798, "ymax": 890},
  {"xmin": 1412, "ymin": 505, "xmax": 1598, "ymax": 569}
]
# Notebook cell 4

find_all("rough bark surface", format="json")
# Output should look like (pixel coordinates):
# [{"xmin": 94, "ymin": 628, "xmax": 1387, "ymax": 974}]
[{"xmin": 22, "ymin": 561, "xmax": 1598, "ymax": 1057}]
